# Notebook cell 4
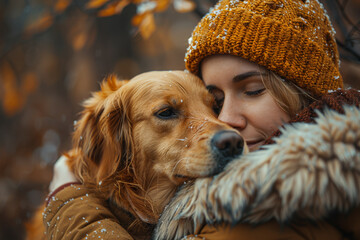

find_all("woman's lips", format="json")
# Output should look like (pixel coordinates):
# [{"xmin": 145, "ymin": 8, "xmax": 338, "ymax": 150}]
[{"xmin": 246, "ymin": 140, "xmax": 264, "ymax": 151}]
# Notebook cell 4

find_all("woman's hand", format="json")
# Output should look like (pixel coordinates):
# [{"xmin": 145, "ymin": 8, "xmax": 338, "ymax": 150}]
[{"xmin": 49, "ymin": 155, "xmax": 78, "ymax": 193}]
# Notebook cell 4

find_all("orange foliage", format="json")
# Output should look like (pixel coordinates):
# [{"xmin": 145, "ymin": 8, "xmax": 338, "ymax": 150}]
[
  {"xmin": 86, "ymin": 0, "xmax": 110, "ymax": 9},
  {"xmin": 0, "ymin": 0, "xmax": 197, "ymax": 116},
  {"xmin": 24, "ymin": 12, "xmax": 53, "ymax": 37},
  {"xmin": 97, "ymin": 0, "xmax": 131, "ymax": 17},
  {"xmin": 131, "ymin": 12, "xmax": 156, "ymax": 38},
  {"xmin": 22, "ymin": 73, "xmax": 39, "ymax": 94},
  {"xmin": 83, "ymin": 0, "xmax": 195, "ymax": 38},
  {"xmin": 138, "ymin": 13, "xmax": 156, "ymax": 39},
  {"xmin": 54, "ymin": 0, "xmax": 72, "ymax": 13},
  {"xmin": 1, "ymin": 62, "xmax": 24, "ymax": 116},
  {"xmin": 22, "ymin": 0, "xmax": 197, "ymax": 39},
  {"xmin": 72, "ymin": 32, "xmax": 88, "ymax": 50},
  {"xmin": 0, "ymin": 62, "xmax": 39, "ymax": 116},
  {"xmin": 131, "ymin": 0, "xmax": 195, "ymax": 38}
]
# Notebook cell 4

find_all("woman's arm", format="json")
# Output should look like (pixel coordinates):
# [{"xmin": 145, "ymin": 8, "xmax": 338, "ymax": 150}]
[{"xmin": 43, "ymin": 156, "xmax": 134, "ymax": 240}]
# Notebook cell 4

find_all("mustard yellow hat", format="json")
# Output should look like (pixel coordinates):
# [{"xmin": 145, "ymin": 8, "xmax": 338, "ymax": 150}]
[{"xmin": 185, "ymin": 0, "xmax": 343, "ymax": 97}]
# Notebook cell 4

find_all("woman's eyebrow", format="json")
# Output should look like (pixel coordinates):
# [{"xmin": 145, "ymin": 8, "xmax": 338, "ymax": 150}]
[{"xmin": 233, "ymin": 71, "xmax": 264, "ymax": 82}]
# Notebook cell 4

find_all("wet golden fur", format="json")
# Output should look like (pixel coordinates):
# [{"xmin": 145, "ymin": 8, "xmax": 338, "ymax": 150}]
[{"xmin": 26, "ymin": 71, "xmax": 245, "ymax": 239}]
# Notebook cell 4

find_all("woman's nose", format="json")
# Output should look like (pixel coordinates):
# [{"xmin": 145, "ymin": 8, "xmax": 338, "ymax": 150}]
[{"xmin": 218, "ymin": 100, "xmax": 246, "ymax": 129}]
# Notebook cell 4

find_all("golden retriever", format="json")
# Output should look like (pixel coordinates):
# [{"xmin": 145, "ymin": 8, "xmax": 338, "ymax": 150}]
[{"xmin": 26, "ymin": 70, "xmax": 246, "ymax": 239}]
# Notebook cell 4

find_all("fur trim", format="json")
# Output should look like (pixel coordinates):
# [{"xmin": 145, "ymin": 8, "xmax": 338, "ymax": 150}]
[{"xmin": 153, "ymin": 106, "xmax": 360, "ymax": 240}]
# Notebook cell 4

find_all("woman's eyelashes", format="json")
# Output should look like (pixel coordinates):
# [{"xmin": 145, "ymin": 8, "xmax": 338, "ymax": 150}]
[
  {"xmin": 244, "ymin": 88, "xmax": 266, "ymax": 96},
  {"xmin": 242, "ymin": 78, "xmax": 266, "ymax": 96}
]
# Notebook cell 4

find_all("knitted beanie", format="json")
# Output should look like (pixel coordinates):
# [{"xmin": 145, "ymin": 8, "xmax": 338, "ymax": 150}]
[{"xmin": 185, "ymin": 0, "xmax": 344, "ymax": 97}]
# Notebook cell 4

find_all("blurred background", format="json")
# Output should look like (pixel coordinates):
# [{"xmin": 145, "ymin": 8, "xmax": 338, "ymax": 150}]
[{"xmin": 0, "ymin": 0, "xmax": 359, "ymax": 239}]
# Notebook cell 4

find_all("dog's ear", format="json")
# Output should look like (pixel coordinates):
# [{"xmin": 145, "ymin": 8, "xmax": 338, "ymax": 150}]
[
  {"xmin": 71, "ymin": 75, "xmax": 129, "ymax": 181},
  {"xmin": 98, "ymin": 84, "xmax": 160, "ymax": 224},
  {"xmin": 94, "ymin": 88, "xmax": 134, "ymax": 181}
]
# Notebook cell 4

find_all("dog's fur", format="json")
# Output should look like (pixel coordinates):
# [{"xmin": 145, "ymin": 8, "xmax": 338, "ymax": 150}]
[
  {"xmin": 26, "ymin": 70, "xmax": 246, "ymax": 239},
  {"xmin": 153, "ymin": 105, "xmax": 360, "ymax": 240}
]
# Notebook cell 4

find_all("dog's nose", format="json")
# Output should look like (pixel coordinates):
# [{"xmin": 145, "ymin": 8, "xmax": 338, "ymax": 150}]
[{"xmin": 212, "ymin": 130, "xmax": 244, "ymax": 158}]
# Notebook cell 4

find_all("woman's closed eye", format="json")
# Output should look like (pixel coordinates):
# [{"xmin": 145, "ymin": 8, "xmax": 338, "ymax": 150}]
[
  {"xmin": 238, "ymin": 76, "xmax": 266, "ymax": 97},
  {"xmin": 244, "ymin": 88, "xmax": 265, "ymax": 96}
]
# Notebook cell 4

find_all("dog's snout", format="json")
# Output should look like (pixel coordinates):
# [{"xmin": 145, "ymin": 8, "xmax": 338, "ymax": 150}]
[{"xmin": 212, "ymin": 130, "xmax": 244, "ymax": 157}]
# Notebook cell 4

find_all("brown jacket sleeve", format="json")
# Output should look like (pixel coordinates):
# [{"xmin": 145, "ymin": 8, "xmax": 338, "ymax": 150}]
[{"xmin": 43, "ymin": 184, "xmax": 133, "ymax": 240}]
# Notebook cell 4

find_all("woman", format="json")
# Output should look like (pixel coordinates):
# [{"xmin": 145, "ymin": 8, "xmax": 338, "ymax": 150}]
[{"xmin": 43, "ymin": 0, "xmax": 360, "ymax": 239}]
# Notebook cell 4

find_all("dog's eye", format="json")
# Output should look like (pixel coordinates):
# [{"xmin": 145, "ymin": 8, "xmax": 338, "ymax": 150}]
[{"xmin": 155, "ymin": 107, "xmax": 178, "ymax": 119}]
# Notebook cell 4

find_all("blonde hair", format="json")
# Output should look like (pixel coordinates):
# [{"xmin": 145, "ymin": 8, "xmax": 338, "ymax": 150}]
[{"xmin": 262, "ymin": 70, "xmax": 315, "ymax": 118}]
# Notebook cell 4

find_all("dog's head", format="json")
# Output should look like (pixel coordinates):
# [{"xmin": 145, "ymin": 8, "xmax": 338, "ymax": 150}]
[{"xmin": 68, "ymin": 71, "xmax": 247, "ymax": 224}]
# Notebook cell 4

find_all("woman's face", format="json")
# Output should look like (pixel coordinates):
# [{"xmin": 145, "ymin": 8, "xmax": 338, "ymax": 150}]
[{"xmin": 201, "ymin": 55, "xmax": 290, "ymax": 151}]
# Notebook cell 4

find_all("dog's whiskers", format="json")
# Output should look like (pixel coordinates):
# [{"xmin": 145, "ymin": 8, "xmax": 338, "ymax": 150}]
[
  {"xmin": 177, "ymin": 137, "xmax": 188, "ymax": 142},
  {"xmin": 177, "ymin": 117, "xmax": 210, "ymax": 146},
  {"xmin": 196, "ymin": 120, "xmax": 208, "ymax": 132},
  {"xmin": 190, "ymin": 119, "xmax": 209, "ymax": 137},
  {"xmin": 185, "ymin": 116, "xmax": 209, "ymax": 129}
]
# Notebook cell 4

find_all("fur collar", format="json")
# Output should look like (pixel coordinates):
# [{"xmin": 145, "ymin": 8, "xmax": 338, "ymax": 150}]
[{"xmin": 153, "ymin": 105, "xmax": 360, "ymax": 240}]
